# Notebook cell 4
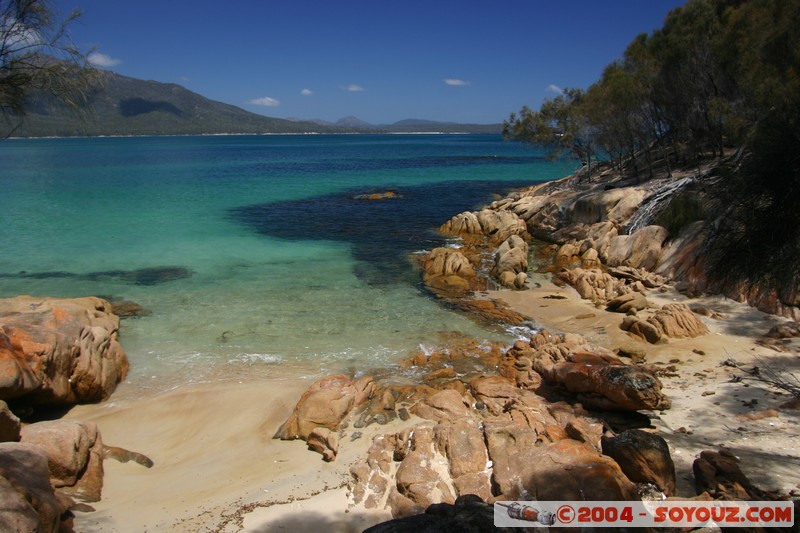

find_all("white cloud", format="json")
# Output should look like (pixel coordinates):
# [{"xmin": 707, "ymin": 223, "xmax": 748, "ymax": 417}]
[
  {"xmin": 546, "ymin": 84, "xmax": 564, "ymax": 95},
  {"xmin": 249, "ymin": 96, "xmax": 281, "ymax": 107},
  {"xmin": 87, "ymin": 52, "xmax": 122, "ymax": 68},
  {"xmin": 444, "ymin": 78, "xmax": 470, "ymax": 86},
  {"xmin": 342, "ymin": 84, "xmax": 365, "ymax": 92},
  {"xmin": 301, "ymin": 88, "xmax": 313, "ymax": 96}
]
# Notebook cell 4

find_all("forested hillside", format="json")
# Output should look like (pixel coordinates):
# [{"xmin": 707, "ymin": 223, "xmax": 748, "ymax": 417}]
[
  {"xmin": 505, "ymin": 0, "xmax": 799, "ymax": 307},
  {"xmin": 7, "ymin": 70, "xmax": 352, "ymax": 137}
]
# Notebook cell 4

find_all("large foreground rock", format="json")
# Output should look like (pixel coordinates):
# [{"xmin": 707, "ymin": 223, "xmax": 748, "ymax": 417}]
[
  {"xmin": 0, "ymin": 296, "xmax": 129, "ymax": 406},
  {"xmin": 20, "ymin": 420, "xmax": 105, "ymax": 502},
  {"xmin": 0, "ymin": 443, "xmax": 70, "ymax": 533}
]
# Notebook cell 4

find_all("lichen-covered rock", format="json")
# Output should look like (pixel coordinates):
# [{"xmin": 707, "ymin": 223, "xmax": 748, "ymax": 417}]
[
  {"xmin": 423, "ymin": 248, "xmax": 476, "ymax": 279},
  {"xmin": 0, "ymin": 296, "xmax": 129, "ymax": 406},
  {"xmin": 487, "ymin": 436, "xmax": 638, "ymax": 501},
  {"xmin": 393, "ymin": 426, "xmax": 455, "ymax": 516},
  {"xmin": 544, "ymin": 360, "xmax": 671, "ymax": 411},
  {"xmin": 434, "ymin": 420, "xmax": 489, "ymax": 498},
  {"xmin": 530, "ymin": 336, "xmax": 671, "ymax": 411},
  {"xmin": 621, "ymin": 316, "xmax": 663, "ymax": 343},
  {"xmin": 556, "ymin": 268, "xmax": 631, "ymax": 303},
  {"xmin": 555, "ymin": 242, "xmax": 583, "ymax": 267}
]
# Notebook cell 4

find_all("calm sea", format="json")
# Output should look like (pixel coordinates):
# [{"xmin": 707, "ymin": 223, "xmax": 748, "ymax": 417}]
[{"xmin": 0, "ymin": 134, "xmax": 574, "ymax": 394}]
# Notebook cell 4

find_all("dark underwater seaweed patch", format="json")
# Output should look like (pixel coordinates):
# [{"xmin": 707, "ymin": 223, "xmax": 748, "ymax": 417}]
[{"xmin": 229, "ymin": 180, "xmax": 531, "ymax": 285}]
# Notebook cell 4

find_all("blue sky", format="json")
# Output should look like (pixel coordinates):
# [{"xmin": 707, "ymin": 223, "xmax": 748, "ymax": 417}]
[{"xmin": 56, "ymin": 0, "xmax": 686, "ymax": 124}]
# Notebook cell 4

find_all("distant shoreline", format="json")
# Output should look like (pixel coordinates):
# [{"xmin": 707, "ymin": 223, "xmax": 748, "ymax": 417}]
[{"xmin": 6, "ymin": 130, "xmax": 488, "ymax": 141}]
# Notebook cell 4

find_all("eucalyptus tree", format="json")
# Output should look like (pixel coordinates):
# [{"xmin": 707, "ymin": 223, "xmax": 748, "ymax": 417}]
[
  {"xmin": 704, "ymin": 0, "xmax": 800, "ymax": 295},
  {"xmin": 504, "ymin": 88, "xmax": 597, "ymax": 178},
  {"xmin": 583, "ymin": 62, "xmax": 652, "ymax": 177},
  {"xmin": 0, "ymin": 0, "xmax": 95, "ymax": 135}
]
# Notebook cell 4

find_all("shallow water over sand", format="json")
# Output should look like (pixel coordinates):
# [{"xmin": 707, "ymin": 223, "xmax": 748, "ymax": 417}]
[{"xmin": 0, "ymin": 134, "xmax": 574, "ymax": 393}]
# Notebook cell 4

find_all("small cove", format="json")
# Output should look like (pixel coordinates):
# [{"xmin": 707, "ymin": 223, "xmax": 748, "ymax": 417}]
[{"xmin": 0, "ymin": 134, "xmax": 576, "ymax": 395}]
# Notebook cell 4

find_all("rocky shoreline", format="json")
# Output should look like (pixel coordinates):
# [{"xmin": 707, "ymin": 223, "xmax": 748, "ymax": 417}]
[
  {"xmin": 1, "ymin": 159, "xmax": 799, "ymax": 531},
  {"xmin": 266, "ymin": 158, "xmax": 800, "ymax": 528}
]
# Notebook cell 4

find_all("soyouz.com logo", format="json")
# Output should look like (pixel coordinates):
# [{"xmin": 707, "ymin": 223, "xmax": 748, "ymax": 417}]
[{"xmin": 494, "ymin": 500, "xmax": 795, "ymax": 528}]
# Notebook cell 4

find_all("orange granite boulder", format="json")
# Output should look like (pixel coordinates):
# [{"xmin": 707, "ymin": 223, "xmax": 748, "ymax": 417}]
[
  {"xmin": 0, "ymin": 296, "xmax": 129, "ymax": 407},
  {"xmin": 273, "ymin": 373, "xmax": 375, "ymax": 440}
]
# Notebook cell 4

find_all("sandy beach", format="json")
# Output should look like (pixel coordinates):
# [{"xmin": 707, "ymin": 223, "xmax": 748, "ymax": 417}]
[{"xmin": 61, "ymin": 269, "xmax": 800, "ymax": 532}]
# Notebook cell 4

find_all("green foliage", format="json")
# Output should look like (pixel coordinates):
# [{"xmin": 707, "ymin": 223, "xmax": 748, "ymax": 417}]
[
  {"xmin": 707, "ymin": 106, "xmax": 800, "ymax": 302},
  {"xmin": 503, "ymin": 88, "xmax": 595, "ymax": 173},
  {"xmin": 1, "ymin": 0, "xmax": 97, "ymax": 134},
  {"xmin": 506, "ymin": 0, "xmax": 799, "ymax": 172},
  {"xmin": 653, "ymin": 191, "xmax": 706, "ymax": 237},
  {"xmin": 506, "ymin": 0, "xmax": 800, "ymax": 300}
]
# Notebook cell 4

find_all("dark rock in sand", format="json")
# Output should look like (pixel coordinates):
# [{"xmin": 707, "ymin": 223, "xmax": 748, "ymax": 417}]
[
  {"xmin": 764, "ymin": 321, "xmax": 800, "ymax": 339},
  {"xmin": 530, "ymin": 341, "xmax": 671, "ymax": 411},
  {"xmin": 364, "ymin": 494, "xmax": 512, "ymax": 533},
  {"xmin": 693, "ymin": 449, "xmax": 783, "ymax": 501},
  {"xmin": 602, "ymin": 429, "xmax": 676, "ymax": 495}
]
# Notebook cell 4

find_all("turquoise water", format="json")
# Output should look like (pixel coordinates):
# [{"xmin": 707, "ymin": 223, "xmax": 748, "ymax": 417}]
[{"xmin": 0, "ymin": 134, "xmax": 574, "ymax": 393}]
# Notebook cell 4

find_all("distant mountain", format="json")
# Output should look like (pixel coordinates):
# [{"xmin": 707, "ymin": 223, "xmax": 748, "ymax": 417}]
[
  {"xmin": 289, "ymin": 116, "xmax": 503, "ymax": 133},
  {"xmin": 6, "ymin": 69, "xmax": 503, "ymax": 137},
  {"xmin": 391, "ymin": 118, "xmax": 502, "ymax": 133},
  {"xmin": 335, "ymin": 115, "xmax": 374, "ymax": 128},
  {"xmin": 334, "ymin": 117, "xmax": 503, "ymax": 134},
  {"xmin": 8, "ymin": 71, "xmax": 354, "ymax": 137}
]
